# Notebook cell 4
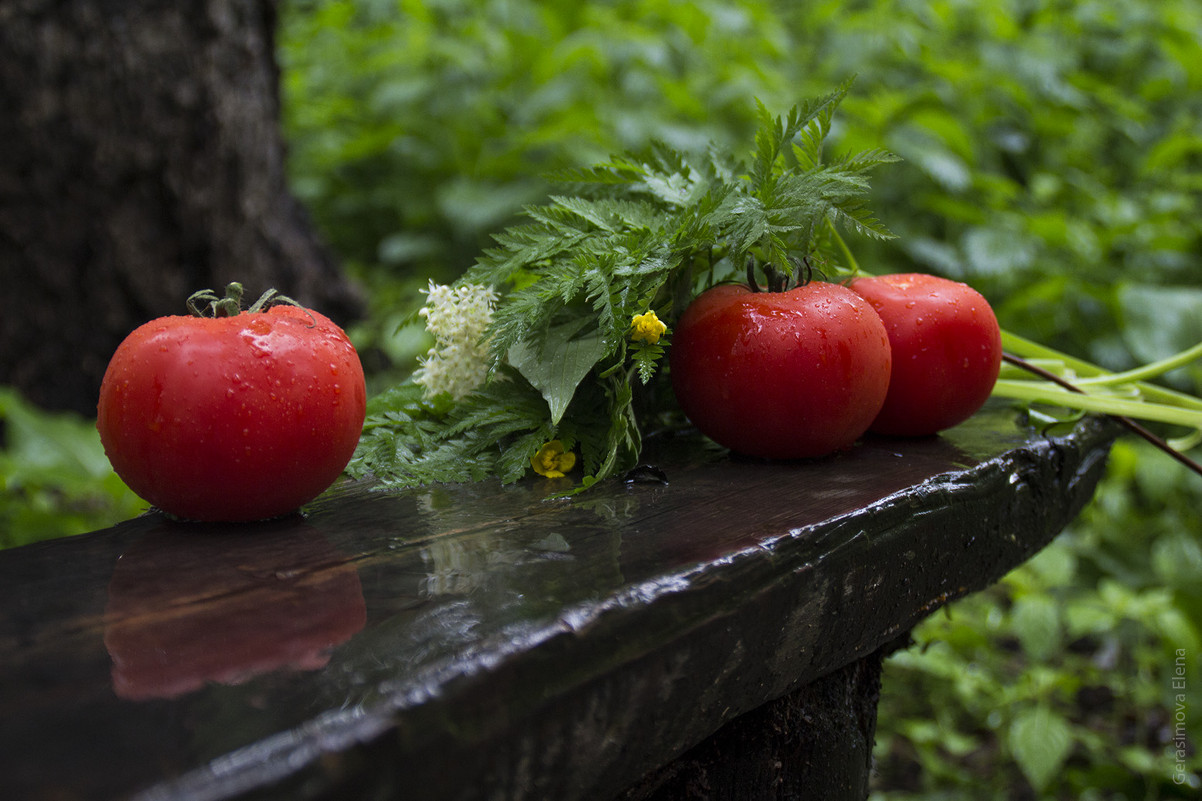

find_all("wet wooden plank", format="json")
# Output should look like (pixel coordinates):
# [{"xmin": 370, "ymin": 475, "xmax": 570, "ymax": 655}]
[{"xmin": 0, "ymin": 405, "xmax": 1116, "ymax": 800}]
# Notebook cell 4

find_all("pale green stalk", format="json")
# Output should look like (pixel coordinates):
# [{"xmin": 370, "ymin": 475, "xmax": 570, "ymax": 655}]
[
  {"xmin": 991, "ymin": 380, "xmax": 1202, "ymax": 428},
  {"xmin": 1075, "ymin": 341, "xmax": 1202, "ymax": 387},
  {"xmin": 1001, "ymin": 331, "xmax": 1202, "ymax": 413}
]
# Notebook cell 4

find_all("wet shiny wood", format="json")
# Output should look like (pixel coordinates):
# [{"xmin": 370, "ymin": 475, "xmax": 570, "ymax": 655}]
[{"xmin": 0, "ymin": 405, "xmax": 1116, "ymax": 800}]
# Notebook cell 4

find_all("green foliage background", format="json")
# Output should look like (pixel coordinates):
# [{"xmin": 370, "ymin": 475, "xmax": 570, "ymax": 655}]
[{"xmin": 1, "ymin": 0, "xmax": 1199, "ymax": 796}]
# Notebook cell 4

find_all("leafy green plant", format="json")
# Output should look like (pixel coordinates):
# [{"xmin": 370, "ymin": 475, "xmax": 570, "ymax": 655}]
[
  {"xmin": 349, "ymin": 84, "xmax": 1202, "ymax": 494},
  {"xmin": 0, "ymin": 388, "xmax": 144, "ymax": 549},
  {"xmin": 784, "ymin": 0, "xmax": 1202, "ymax": 368},
  {"xmin": 349, "ymin": 86, "xmax": 902, "ymax": 488},
  {"xmin": 278, "ymin": 0, "xmax": 805, "ymax": 384}
]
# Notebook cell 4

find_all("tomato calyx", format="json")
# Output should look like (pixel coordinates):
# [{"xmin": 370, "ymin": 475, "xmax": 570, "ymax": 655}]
[
  {"xmin": 745, "ymin": 256, "xmax": 823, "ymax": 294},
  {"xmin": 186, "ymin": 282, "xmax": 308, "ymax": 320}
]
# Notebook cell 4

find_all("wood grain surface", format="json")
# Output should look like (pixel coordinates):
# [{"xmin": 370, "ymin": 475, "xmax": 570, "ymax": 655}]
[{"xmin": 0, "ymin": 405, "xmax": 1116, "ymax": 800}]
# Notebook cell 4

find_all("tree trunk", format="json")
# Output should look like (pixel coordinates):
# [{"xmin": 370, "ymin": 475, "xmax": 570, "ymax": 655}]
[{"xmin": 0, "ymin": 0, "xmax": 363, "ymax": 416}]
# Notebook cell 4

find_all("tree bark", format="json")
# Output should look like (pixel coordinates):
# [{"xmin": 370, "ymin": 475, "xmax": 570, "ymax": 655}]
[{"xmin": 0, "ymin": 0, "xmax": 363, "ymax": 416}]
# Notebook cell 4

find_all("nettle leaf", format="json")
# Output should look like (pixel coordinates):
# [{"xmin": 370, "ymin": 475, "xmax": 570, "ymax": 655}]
[
  {"xmin": 508, "ymin": 317, "xmax": 609, "ymax": 425},
  {"xmin": 1008, "ymin": 704, "xmax": 1074, "ymax": 792}
]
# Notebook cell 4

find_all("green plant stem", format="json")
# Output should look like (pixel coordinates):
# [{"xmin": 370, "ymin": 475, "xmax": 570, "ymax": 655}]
[
  {"xmin": 992, "ymin": 380, "xmax": 1201, "ymax": 427},
  {"xmin": 826, "ymin": 221, "xmax": 863, "ymax": 275},
  {"xmin": 1001, "ymin": 331, "xmax": 1202, "ymax": 412},
  {"xmin": 1075, "ymin": 340, "xmax": 1202, "ymax": 387},
  {"xmin": 1000, "ymin": 354, "xmax": 1202, "ymax": 478},
  {"xmin": 1003, "ymin": 330, "xmax": 1202, "ymax": 386}
]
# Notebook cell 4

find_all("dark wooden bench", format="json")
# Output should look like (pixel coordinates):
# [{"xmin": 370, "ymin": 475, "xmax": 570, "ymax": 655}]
[{"xmin": 0, "ymin": 405, "xmax": 1116, "ymax": 800}]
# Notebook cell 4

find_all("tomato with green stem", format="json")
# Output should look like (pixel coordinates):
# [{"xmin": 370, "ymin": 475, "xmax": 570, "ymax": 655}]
[
  {"xmin": 670, "ymin": 275, "xmax": 892, "ymax": 459},
  {"xmin": 850, "ymin": 272, "xmax": 1002, "ymax": 436},
  {"xmin": 97, "ymin": 284, "xmax": 366, "ymax": 522}
]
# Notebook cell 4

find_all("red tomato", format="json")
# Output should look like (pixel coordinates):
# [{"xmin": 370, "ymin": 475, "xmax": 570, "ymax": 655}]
[
  {"xmin": 670, "ymin": 282, "xmax": 892, "ymax": 459},
  {"xmin": 97, "ymin": 303, "xmax": 366, "ymax": 522},
  {"xmin": 849, "ymin": 273, "xmax": 1002, "ymax": 436}
]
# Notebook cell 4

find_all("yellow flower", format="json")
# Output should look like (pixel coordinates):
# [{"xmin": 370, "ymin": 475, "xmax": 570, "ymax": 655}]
[
  {"xmin": 531, "ymin": 440, "xmax": 576, "ymax": 478},
  {"xmin": 630, "ymin": 310, "xmax": 667, "ymax": 345}
]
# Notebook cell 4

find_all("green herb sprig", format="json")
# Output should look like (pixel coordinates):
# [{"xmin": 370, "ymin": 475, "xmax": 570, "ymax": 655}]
[{"xmin": 350, "ymin": 82, "xmax": 898, "ymax": 488}]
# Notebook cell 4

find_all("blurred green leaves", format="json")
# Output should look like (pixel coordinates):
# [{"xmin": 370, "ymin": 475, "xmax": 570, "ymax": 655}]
[
  {"xmin": 0, "ymin": 389, "xmax": 143, "ymax": 549},
  {"xmin": 1009, "ymin": 704, "xmax": 1074, "ymax": 793},
  {"xmin": 279, "ymin": 0, "xmax": 800, "ymax": 282},
  {"xmin": 876, "ymin": 439, "xmax": 1202, "ymax": 799}
]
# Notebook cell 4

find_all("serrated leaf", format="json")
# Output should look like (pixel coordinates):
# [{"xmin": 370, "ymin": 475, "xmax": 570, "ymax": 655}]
[
  {"xmin": 829, "ymin": 205, "xmax": 897, "ymax": 241},
  {"xmin": 1009, "ymin": 705, "xmax": 1073, "ymax": 792},
  {"xmin": 508, "ymin": 318, "xmax": 608, "ymax": 425}
]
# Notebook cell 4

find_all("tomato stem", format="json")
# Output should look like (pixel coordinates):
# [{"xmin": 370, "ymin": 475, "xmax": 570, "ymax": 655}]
[
  {"xmin": 765, "ymin": 264, "xmax": 786, "ymax": 293},
  {"xmin": 187, "ymin": 282, "xmax": 245, "ymax": 317},
  {"xmin": 790, "ymin": 256, "xmax": 819, "ymax": 286},
  {"xmin": 185, "ymin": 282, "xmax": 308, "ymax": 320},
  {"xmin": 746, "ymin": 257, "xmax": 798, "ymax": 293},
  {"xmin": 746, "ymin": 256, "xmax": 760, "ymax": 292}
]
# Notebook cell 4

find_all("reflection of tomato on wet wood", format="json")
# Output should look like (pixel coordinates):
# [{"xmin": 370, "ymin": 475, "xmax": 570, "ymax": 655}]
[
  {"xmin": 96, "ymin": 284, "xmax": 366, "ymax": 522},
  {"xmin": 103, "ymin": 523, "xmax": 367, "ymax": 700}
]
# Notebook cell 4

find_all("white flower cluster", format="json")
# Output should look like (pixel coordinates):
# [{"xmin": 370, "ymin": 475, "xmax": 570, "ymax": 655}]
[{"xmin": 413, "ymin": 281, "xmax": 499, "ymax": 400}]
